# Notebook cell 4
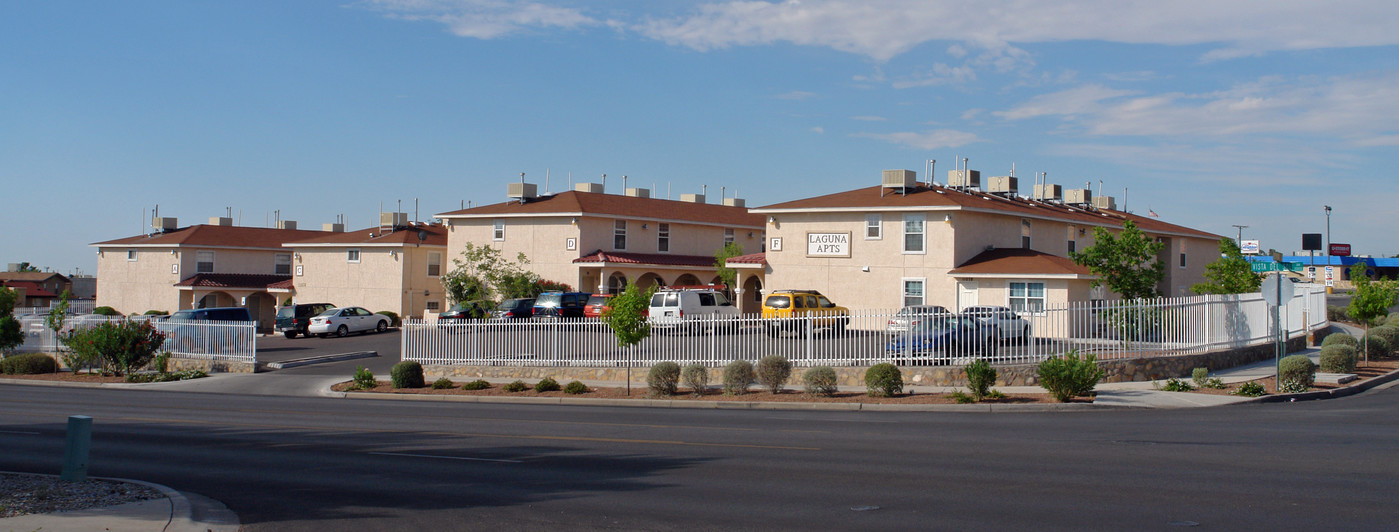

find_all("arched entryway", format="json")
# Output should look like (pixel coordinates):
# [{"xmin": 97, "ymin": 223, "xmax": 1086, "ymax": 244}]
[
  {"xmin": 197, "ymin": 292, "xmax": 234, "ymax": 309},
  {"xmin": 741, "ymin": 276, "xmax": 763, "ymax": 314},
  {"xmin": 243, "ymin": 292, "xmax": 276, "ymax": 332},
  {"xmin": 635, "ymin": 272, "xmax": 664, "ymax": 291},
  {"xmin": 673, "ymin": 273, "xmax": 701, "ymax": 286},
  {"xmin": 606, "ymin": 272, "xmax": 628, "ymax": 295}
]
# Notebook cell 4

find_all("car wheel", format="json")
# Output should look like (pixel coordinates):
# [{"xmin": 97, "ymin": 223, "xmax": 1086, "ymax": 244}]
[
  {"xmin": 376, "ymin": 320, "xmax": 388, "ymax": 333},
  {"xmin": 283, "ymin": 331, "xmax": 297, "ymax": 339},
  {"xmin": 317, "ymin": 333, "xmax": 327, "ymax": 338},
  {"xmin": 1020, "ymin": 325, "xmax": 1031, "ymax": 344},
  {"xmin": 336, "ymin": 325, "xmax": 349, "ymax": 338}
]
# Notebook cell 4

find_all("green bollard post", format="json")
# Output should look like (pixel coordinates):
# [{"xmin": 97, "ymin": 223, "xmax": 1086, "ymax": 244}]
[{"xmin": 60, "ymin": 415, "xmax": 92, "ymax": 482}]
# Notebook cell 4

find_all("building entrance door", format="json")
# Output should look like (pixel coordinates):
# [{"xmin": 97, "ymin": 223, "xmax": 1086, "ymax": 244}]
[{"xmin": 957, "ymin": 281, "xmax": 978, "ymax": 311}]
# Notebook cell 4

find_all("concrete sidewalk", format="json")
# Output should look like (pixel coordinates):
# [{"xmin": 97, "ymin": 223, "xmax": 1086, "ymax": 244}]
[{"xmin": 0, "ymin": 475, "xmax": 239, "ymax": 532}]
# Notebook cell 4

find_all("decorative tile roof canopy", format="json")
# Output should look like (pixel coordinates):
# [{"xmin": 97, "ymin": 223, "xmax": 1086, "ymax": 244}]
[
  {"xmin": 948, "ymin": 248, "xmax": 1095, "ymax": 279},
  {"xmin": 724, "ymin": 252, "xmax": 767, "ymax": 266},
  {"xmin": 174, "ymin": 273, "xmax": 293, "ymax": 290},
  {"xmin": 437, "ymin": 190, "xmax": 764, "ymax": 228},
  {"xmin": 286, "ymin": 223, "xmax": 448, "ymax": 248},
  {"xmin": 573, "ymin": 250, "xmax": 717, "ymax": 268},
  {"xmin": 92, "ymin": 224, "xmax": 329, "ymax": 250}
]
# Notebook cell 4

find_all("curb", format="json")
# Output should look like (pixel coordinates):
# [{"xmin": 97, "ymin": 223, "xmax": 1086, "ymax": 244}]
[
  {"xmin": 1257, "ymin": 365, "xmax": 1399, "ymax": 403},
  {"xmin": 0, "ymin": 471, "xmax": 224, "ymax": 531},
  {"xmin": 265, "ymin": 350, "xmax": 378, "ymax": 369}
]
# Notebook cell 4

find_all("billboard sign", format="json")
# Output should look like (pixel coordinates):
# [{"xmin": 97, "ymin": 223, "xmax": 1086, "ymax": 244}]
[
  {"xmin": 1329, "ymin": 243, "xmax": 1351, "ymax": 256},
  {"xmin": 1302, "ymin": 233, "xmax": 1323, "ymax": 251},
  {"xmin": 1240, "ymin": 240, "xmax": 1261, "ymax": 254}
]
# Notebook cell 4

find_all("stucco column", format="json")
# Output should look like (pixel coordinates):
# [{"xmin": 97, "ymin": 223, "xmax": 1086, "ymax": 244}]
[{"xmin": 597, "ymin": 268, "xmax": 609, "ymax": 294}]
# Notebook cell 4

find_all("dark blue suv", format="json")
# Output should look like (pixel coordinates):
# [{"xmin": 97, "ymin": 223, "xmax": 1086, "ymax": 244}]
[{"xmin": 532, "ymin": 291, "xmax": 590, "ymax": 318}]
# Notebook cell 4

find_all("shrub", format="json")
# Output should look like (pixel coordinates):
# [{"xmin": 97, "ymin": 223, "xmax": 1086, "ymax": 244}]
[
  {"xmin": 1319, "ymin": 344, "xmax": 1358, "ymax": 373},
  {"xmin": 1327, "ymin": 306, "xmax": 1349, "ymax": 322},
  {"xmin": 647, "ymin": 361, "xmax": 681, "ymax": 396},
  {"xmin": 1368, "ymin": 326, "xmax": 1399, "ymax": 352},
  {"xmin": 964, "ymin": 359, "xmax": 997, "ymax": 401},
  {"xmin": 681, "ymin": 364, "xmax": 709, "ymax": 396},
  {"xmin": 1159, "ymin": 378, "xmax": 1194, "ymax": 392},
  {"xmin": 1036, "ymin": 350, "xmax": 1105, "ymax": 402},
  {"xmin": 143, "ymin": 310, "xmax": 169, "ymax": 316},
  {"xmin": 756, "ymin": 355, "xmax": 793, "ymax": 394},
  {"xmin": 986, "ymin": 389, "xmax": 1007, "ymax": 399},
  {"xmin": 864, "ymin": 363, "xmax": 904, "ymax": 397},
  {"xmin": 1, "ymin": 353, "xmax": 58, "ymax": 375},
  {"xmin": 352, "ymin": 366, "xmax": 377, "ymax": 390},
  {"xmin": 564, "ymin": 381, "xmax": 589, "ymax": 394},
  {"xmin": 153, "ymin": 352, "xmax": 171, "ymax": 373},
  {"xmin": 377, "ymin": 311, "xmax": 402, "ymax": 327},
  {"xmin": 430, "ymin": 377, "xmax": 454, "ymax": 389},
  {"xmin": 1362, "ymin": 335, "xmax": 1392, "ymax": 360},
  {"xmin": 390, "ymin": 361, "xmax": 425, "ymax": 389},
  {"xmin": 1191, "ymin": 367, "xmax": 1209, "ymax": 387},
  {"xmin": 947, "ymin": 390, "xmax": 974, "ymax": 404},
  {"xmin": 722, "ymin": 360, "xmax": 756, "ymax": 395},
  {"xmin": 1200, "ymin": 377, "xmax": 1226, "ymax": 389},
  {"xmin": 92, "ymin": 306, "xmax": 121, "ymax": 316},
  {"xmin": 534, "ymin": 377, "xmax": 561, "ymax": 392},
  {"xmin": 1278, "ymin": 354, "xmax": 1317, "ymax": 393},
  {"xmin": 1232, "ymin": 381, "xmax": 1267, "ymax": 397},
  {"xmin": 1321, "ymin": 333, "xmax": 1358, "ymax": 348},
  {"xmin": 802, "ymin": 366, "xmax": 838, "ymax": 397},
  {"xmin": 462, "ymin": 379, "xmax": 491, "ymax": 390},
  {"xmin": 60, "ymin": 348, "xmax": 98, "ymax": 374},
  {"xmin": 60, "ymin": 320, "xmax": 165, "ymax": 376},
  {"xmin": 503, "ymin": 380, "xmax": 528, "ymax": 392},
  {"xmin": 1385, "ymin": 314, "xmax": 1399, "ymax": 328}
]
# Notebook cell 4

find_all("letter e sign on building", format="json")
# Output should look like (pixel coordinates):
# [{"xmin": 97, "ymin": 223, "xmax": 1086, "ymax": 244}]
[{"xmin": 806, "ymin": 232, "xmax": 851, "ymax": 258}]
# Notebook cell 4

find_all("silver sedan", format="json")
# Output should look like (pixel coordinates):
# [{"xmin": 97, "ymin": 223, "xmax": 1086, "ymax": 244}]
[{"xmin": 307, "ymin": 307, "xmax": 393, "ymax": 338}]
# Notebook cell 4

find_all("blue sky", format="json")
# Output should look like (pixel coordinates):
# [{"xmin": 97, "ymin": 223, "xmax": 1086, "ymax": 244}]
[{"xmin": 5, "ymin": 0, "xmax": 1398, "ymax": 275}]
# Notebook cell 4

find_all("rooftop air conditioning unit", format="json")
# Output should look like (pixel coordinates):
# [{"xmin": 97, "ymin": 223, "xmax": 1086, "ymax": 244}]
[
  {"xmin": 276, "ymin": 220, "xmax": 297, "ymax": 230},
  {"xmin": 948, "ymin": 169, "xmax": 981, "ymax": 189},
  {"xmin": 881, "ymin": 169, "xmax": 917, "ymax": 190},
  {"xmin": 680, "ymin": 193, "xmax": 706, "ymax": 204},
  {"xmin": 1092, "ymin": 196, "xmax": 1117, "ymax": 211},
  {"xmin": 1033, "ymin": 184, "xmax": 1062, "ymax": 201},
  {"xmin": 625, "ymin": 188, "xmax": 650, "ymax": 198},
  {"xmin": 208, "ymin": 217, "xmax": 233, "ymax": 226},
  {"xmin": 322, "ymin": 223, "xmax": 345, "ymax": 232},
  {"xmin": 574, "ymin": 183, "xmax": 604, "ymax": 194},
  {"xmin": 507, "ymin": 182, "xmax": 538, "ymax": 200},
  {"xmin": 152, "ymin": 217, "xmax": 178, "ymax": 231},
  {"xmin": 723, "ymin": 197, "xmax": 746, "ymax": 207},
  {"xmin": 380, "ymin": 212, "xmax": 408, "ymax": 227},
  {"xmin": 1064, "ymin": 188, "xmax": 1093, "ymax": 205},
  {"xmin": 987, "ymin": 176, "xmax": 1018, "ymax": 195}
]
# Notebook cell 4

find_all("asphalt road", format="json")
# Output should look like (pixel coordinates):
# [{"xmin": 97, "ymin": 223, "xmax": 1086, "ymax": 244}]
[
  {"xmin": 257, "ymin": 329, "xmax": 402, "ymax": 376},
  {"xmin": 2, "ymin": 383, "xmax": 1397, "ymax": 530}
]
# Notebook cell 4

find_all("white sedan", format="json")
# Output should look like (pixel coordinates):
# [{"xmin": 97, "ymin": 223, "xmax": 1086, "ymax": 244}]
[{"xmin": 308, "ymin": 307, "xmax": 393, "ymax": 338}]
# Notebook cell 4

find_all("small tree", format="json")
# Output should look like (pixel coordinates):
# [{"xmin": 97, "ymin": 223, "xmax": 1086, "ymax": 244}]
[
  {"xmin": 602, "ymin": 282, "xmax": 656, "ymax": 395},
  {"xmin": 441, "ymin": 243, "xmax": 539, "ymax": 305},
  {"xmin": 713, "ymin": 242, "xmax": 745, "ymax": 290},
  {"xmin": 46, "ymin": 289, "xmax": 72, "ymax": 337},
  {"xmin": 0, "ymin": 287, "xmax": 23, "ymax": 354},
  {"xmin": 1191, "ymin": 239, "xmax": 1262, "ymax": 295},
  {"xmin": 1072, "ymin": 220, "xmax": 1164, "ymax": 300},
  {"xmin": 1348, "ymin": 263, "xmax": 1398, "ymax": 366}
]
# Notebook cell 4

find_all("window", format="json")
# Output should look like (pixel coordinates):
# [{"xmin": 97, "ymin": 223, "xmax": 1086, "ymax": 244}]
[
  {"xmin": 1179, "ymin": 240, "xmax": 1187, "ymax": 268},
  {"xmin": 613, "ymin": 220, "xmax": 627, "ymax": 250},
  {"xmin": 724, "ymin": 228, "xmax": 735, "ymax": 245},
  {"xmin": 1021, "ymin": 219, "xmax": 1032, "ymax": 249},
  {"xmin": 1009, "ymin": 282, "xmax": 1046, "ymax": 314},
  {"xmin": 902, "ymin": 279, "xmax": 925, "ymax": 307},
  {"xmin": 493, "ymin": 219, "xmax": 505, "ymax": 241},
  {"xmin": 427, "ymin": 252, "xmax": 442, "ymax": 277},
  {"xmin": 903, "ymin": 214, "xmax": 925, "ymax": 253},
  {"xmin": 275, "ymin": 253, "xmax": 292, "ymax": 275},
  {"xmin": 1067, "ymin": 226, "xmax": 1076, "ymax": 254},
  {"xmin": 426, "ymin": 301, "xmax": 440, "ymax": 311},
  {"xmin": 196, "ymin": 251, "xmax": 215, "ymax": 273},
  {"xmin": 658, "ymin": 223, "xmax": 670, "ymax": 252},
  {"xmin": 347, "ymin": 248, "xmax": 361, "ymax": 263},
  {"xmin": 126, "ymin": 250, "xmax": 137, "ymax": 261},
  {"xmin": 866, "ymin": 214, "xmax": 882, "ymax": 239}
]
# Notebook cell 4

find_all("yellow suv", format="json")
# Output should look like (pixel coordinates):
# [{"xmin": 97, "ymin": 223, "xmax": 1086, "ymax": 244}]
[{"xmin": 761, "ymin": 289, "xmax": 851, "ymax": 336}]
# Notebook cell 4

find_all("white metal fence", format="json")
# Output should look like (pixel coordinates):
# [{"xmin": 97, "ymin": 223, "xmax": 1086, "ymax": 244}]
[
  {"xmin": 14, "ymin": 300, "xmax": 97, "ymax": 317},
  {"xmin": 403, "ymin": 287, "xmax": 1327, "ymax": 368},
  {"xmin": 13, "ymin": 316, "xmax": 257, "ymax": 364}
]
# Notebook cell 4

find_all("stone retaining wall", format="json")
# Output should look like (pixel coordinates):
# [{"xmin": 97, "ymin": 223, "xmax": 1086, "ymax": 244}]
[
  {"xmin": 424, "ymin": 336, "xmax": 1309, "ymax": 387},
  {"xmin": 167, "ymin": 357, "xmax": 259, "ymax": 374}
]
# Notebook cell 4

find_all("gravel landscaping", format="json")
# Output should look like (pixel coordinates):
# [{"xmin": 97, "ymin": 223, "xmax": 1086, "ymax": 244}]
[{"xmin": 0, "ymin": 473, "xmax": 163, "ymax": 518}]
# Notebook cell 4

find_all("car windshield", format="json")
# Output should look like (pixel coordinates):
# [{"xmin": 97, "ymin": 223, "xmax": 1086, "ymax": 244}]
[
  {"xmin": 587, "ymin": 295, "xmax": 609, "ymax": 306},
  {"xmin": 817, "ymin": 296, "xmax": 836, "ymax": 308},
  {"xmin": 915, "ymin": 316, "xmax": 960, "ymax": 331},
  {"xmin": 535, "ymin": 293, "xmax": 561, "ymax": 307},
  {"xmin": 169, "ymin": 310, "xmax": 199, "ymax": 321},
  {"xmin": 315, "ymin": 308, "xmax": 340, "ymax": 318},
  {"xmin": 766, "ymin": 296, "xmax": 790, "ymax": 309},
  {"xmin": 497, "ymin": 299, "xmax": 527, "ymax": 310},
  {"xmin": 276, "ymin": 307, "xmax": 294, "ymax": 319}
]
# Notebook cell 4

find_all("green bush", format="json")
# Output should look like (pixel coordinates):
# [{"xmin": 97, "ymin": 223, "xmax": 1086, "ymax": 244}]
[
  {"xmin": 1199, "ymin": 377, "xmax": 1226, "ymax": 389},
  {"xmin": 1232, "ymin": 381, "xmax": 1267, "ymax": 397},
  {"xmin": 722, "ymin": 360, "xmax": 755, "ymax": 395},
  {"xmin": 143, "ymin": 310, "xmax": 169, "ymax": 316},
  {"xmin": 564, "ymin": 381, "xmax": 589, "ymax": 394},
  {"xmin": 153, "ymin": 352, "xmax": 171, "ymax": 373},
  {"xmin": 430, "ymin": 377, "xmax": 454, "ymax": 389},
  {"xmin": 1327, "ymin": 306, "xmax": 1349, "ymax": 322},
  {"xmin": 1321, "ymin": 333, "xmax": 1358, "ymax": 348},
  {"xmin": 1362, "ymin": 335, "xmax": 1392, "ymax": 360},
  {"xmin": 60, "ymin": 320, "xmax": 165, "ymax": 376},
  {"xmin": 756, "ymin": 355, "xmax": 792, "ymax": 394},
  {"xmin": 124, "ymin": 369, "xmax": 207, "ymax": 383},
  {"xmin": 947, "ymin": 390, "xmax": 974, "ymax": 404},
  {"xmin": 352, "ymin": 366, "xmax": 377, "ymax": 390},
  {"xmin": 864, "ymin": 363, "xmax": 904, "ymax": 397},
  {"xmin": 802, "ymin": 366, "xmax": 838, "ymax": 397},
  {"xmin": 390, "ymin": 361, "xmax": 425, "ymax": 389},
  {"xmin": 1159, "ymin": 378, "xmax": 1194, "ymax": 392},
  {"xmin": 1191, "ymin": 367, "xmax": 1209, "ymax": 387},
  {"xmin": 503, "ymin": 380, "xmax": 528, "ymax": 392},
  {"xmin": 1319, "ymin": 344, "xmax": 1358, "ymax": 373},
  {"xmin": 1036, "ymin": 350, "xmax": 1105, "ymax": 402},
  {"xmin": 681, "ymin": 364, "xmax": 709, "ymax": 396},
  {"xmin": 462, "ymin": 379, "xmax": 491, "ymax": 391},
  {"xmin": 377, "ymin": 311, "xmax": 402, "ymax": 327},
  {"xmin": 964, "ymin": 359, "xmax": 997, "ymax": 401},
  {"xmin": 1368, "ymin": 326, "xmax": 1399, "ymax": 352},
  {"xmin": 1, "ymin": 353, "xmax": 59, "ymax": 375},
  {"xmin": 534, "ymin": 377, "xmax": 561, "ymax": 392},
  {"xmin": 647, "ymin": 361, "xmax": 681, "ymax": 396},
  {"xmin": 1279, "ymin": 354, "xmax": 1317, "ymax": 393},
  {"xmin": 92, "ymin": 306, "xmax": 121, "ymax": 316},
  {"xmin": 986, "ymin": 389, "xmax": 1007, "ymax": 399}
]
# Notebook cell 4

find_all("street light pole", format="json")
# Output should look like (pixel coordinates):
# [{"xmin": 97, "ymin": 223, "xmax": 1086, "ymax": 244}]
[
  {"xmin": 1324, "ymin": 205, "xmax": 1332, "ymax": 262},
  {"xmin": 1232, "ymin": 224, "xmax": 1249, "ymax": 246}
]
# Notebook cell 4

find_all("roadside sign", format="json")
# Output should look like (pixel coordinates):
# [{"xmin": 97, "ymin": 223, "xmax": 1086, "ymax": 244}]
[
  {"xmin": 1307, "ymin": 267, "xmax": 1316, "ymax": 279},
  {"xmin": 1261, "ymin": 273, "xmax": 1295, "ymax": 307},
  {"xmin": 1251, "ymin": 261, "xmax": 1304, "ymax": 273},
  {"xmin": 1240, "ymin": 240, "xmax": 1261, "ymax": 254},
  {"xmin": 1302, "ymin": 233, "xmax": 1323, "ymax": 251},
  {"xmin": 1325, "ymin": 266, "xmax": 1334, "ymax": 279},
  {"xmin": 1329, "ymin": 243, "xmax": 1351, "ymax": 257},
  {"xmin": 1326, "ymin": 279, "xmax": 1335, "ymax": 287}
]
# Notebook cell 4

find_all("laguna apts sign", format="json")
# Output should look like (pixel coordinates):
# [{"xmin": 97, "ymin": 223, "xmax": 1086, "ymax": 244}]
[{"xmin": 806, "ymin": 232, "xmax": 851, "ymax": 257}]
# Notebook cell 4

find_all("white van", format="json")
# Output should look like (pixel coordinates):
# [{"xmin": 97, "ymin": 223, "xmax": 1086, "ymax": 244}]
[{"xmin": 647, "ymin": 287, "xmax": 739, "ymax": 331}]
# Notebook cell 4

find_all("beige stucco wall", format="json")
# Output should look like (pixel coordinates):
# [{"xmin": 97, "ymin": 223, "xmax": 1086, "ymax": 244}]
[
  {"xmin": 95, "ymin": 247, "xmax": 184, "ymax": 315},
  {"xmin": 292, "ymin": 246, "xmax": 447, "ymax": 317},
  {"xmin": 179, "ymin": 248, "xmax": 287, "ymax": 276}
]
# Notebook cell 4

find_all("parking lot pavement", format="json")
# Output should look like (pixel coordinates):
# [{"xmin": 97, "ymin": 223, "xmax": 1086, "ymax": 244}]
[{"xmin": 257, "ymin": 329, "xmax": 401, "ymax": 376}]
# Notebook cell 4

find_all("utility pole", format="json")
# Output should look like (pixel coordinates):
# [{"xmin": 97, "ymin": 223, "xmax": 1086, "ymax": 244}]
[
  {"xmin": 1324, "ymin": 205, "xmax": 1332, "ymax": 262},
  {"xmin": 1232, "ymin": 224, "xmax": 1249, "ymax": 246}
]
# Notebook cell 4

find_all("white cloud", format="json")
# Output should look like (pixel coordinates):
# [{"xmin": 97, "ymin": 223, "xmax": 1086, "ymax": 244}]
[
  {"xmin": 850, "ymin": 115, "xmax": 886, "ymax": 122},
  {"xmin": 775, "ymin": 90, "xmax": 816, "ymax": 100},
  {"xmin": 852, "ymin": 129, "xmax": 983, "ymax": 150},
  {"xmin": 356, "ymin": 0, "xmax": 595, "ymax": 39},
  {"xmin": 811, "ymin": 126, "xmax": 825, "ymax": 134},
  {"xmin": 993, "ymin": 84, "xmax": 1137, "ymax": 120}
]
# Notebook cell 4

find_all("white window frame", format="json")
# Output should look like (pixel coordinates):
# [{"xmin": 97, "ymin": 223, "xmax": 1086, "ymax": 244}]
[
  {"xmin": 1021, "ymin": 219, "xmax": 1032, "ymax": 249},
  {"xmin": 427, "ymin": 251, "xmax": 442, "ymax": 277},
  {"xmin": 866, "ymin": 214, "xmax": 882, "ymax": 240},
  {"xmin": 658, "ymin": 223, "xmax": 670, "ymax": 253},
  {"xmin": 1008, "ymin": 281, "xmax": 1047, "ymax": 315},
  {"xmin": 613, "ymin": 220, "xmax": 627, "ymax": 250},
  {"xmin": 492, "ymin": 219, "xmax": 505, "ymax": 241},
  {"xmin": 196, "ymin": 250, "xmax": 215, "ymax": 274},
  {"xmin": 347, "ymin": 248, "xmax": 361, "ymax": 263},
  {"xmin": 274, "ymin": 253, "xmax": 292, "ymax": 275},
  {"xmin": 902, "ymin": 214, "xmax": 925, "ymax": 254},
  {"xmin": 902, "ymin": 278, "xmax": 926, "ymax": 307},
  {"xmin": 724, "ymin": 228, "xmax": 735, "ymax": 245},
  {"xmin": 126, "ymin": 249, "xmax": 137, "ymax": 261}
]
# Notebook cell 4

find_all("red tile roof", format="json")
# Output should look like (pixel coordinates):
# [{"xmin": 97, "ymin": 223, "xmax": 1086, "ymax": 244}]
[
  {"xmin": 1, "ymin": 281, "xmax": 56, "ymax": 298},
  {"xmin": 0, "ymin": 272, "xmax": 69, "ymax": 284},
  {"xmin": 948, "ymin": 248, "xmax": 1094, "ymax": 277},
  {"xmin": 754, "ymin": 184, "xmax": 1220, "ymax": 239},
  {"xmin": 572, "ymin": 250, "xmax": 718, "ymax": 268},
  {"xmin": 174, "ymin": 273, "xmax": 293, "ymax": 290},
  {"xmin": 287, "ymin": 224, "xmax": 448, "ymax": 247},
  {"xmin": 268, "ymin": 278, "xmax": 296, "ymax": 291},
  {"xmin": 93, "ymin": 225, "xmax": 330, "ymax": 249},
  {"xmin": 725, "ymin": 252, "xmax": 767, "ymax": 265},
  {"xmin": 438, "ymin": 190, "xmax": 765, "ymax": 228}
]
